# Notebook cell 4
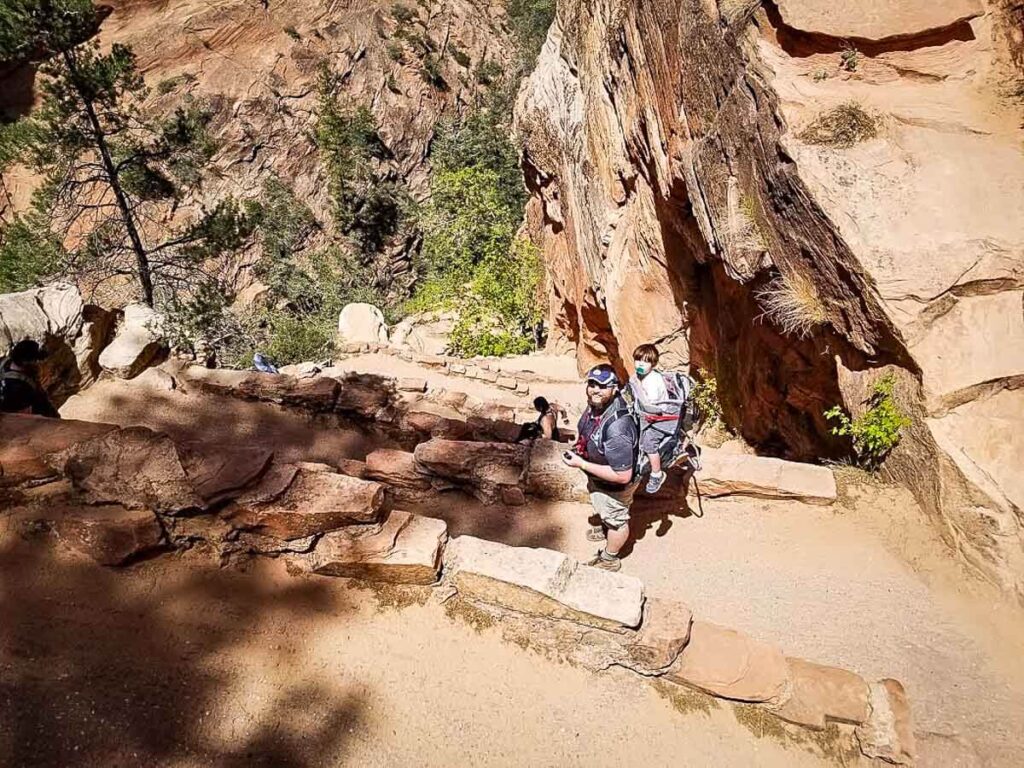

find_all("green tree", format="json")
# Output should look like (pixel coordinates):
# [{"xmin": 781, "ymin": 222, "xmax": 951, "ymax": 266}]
[{"xmin": 414, "ymin": 166, "xmax": 541, "ymax": 355}]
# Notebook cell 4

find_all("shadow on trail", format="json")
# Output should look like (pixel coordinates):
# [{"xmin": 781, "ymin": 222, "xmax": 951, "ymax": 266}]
[{"xmin": 0, "ymin": 530, "xmax": 364, "ymax": 767}]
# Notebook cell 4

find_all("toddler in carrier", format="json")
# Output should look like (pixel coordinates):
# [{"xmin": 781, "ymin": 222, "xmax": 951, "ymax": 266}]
[{"xmin": 629, "ymin": 343, "xmax": 676, "ymax": 494}]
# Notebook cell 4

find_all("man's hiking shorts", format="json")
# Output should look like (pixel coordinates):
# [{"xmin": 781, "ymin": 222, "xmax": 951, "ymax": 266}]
[{"xmin": 588, "ymin": 479, "xmax": 636, "ymax": 529}]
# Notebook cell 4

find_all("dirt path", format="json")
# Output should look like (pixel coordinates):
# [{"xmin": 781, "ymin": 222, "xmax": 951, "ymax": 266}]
[
  {"xmin": 0, "ymin": 533, "xmax": 835, "ymax": 768},
  {"xmin": 408, "ymin": 483, "xmax": 1024, "ymax": 767}
]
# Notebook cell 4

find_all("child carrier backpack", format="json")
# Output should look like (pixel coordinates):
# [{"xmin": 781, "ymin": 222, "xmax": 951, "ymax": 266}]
[{"xmin": 622, "ymin": 370, "xmax": 703, "ymax": 476}]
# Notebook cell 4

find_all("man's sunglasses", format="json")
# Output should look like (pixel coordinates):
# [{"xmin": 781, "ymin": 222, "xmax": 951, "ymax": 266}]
[{"xmin": 586, "ymin": 379, "xmax": 616, "ymax": 389}]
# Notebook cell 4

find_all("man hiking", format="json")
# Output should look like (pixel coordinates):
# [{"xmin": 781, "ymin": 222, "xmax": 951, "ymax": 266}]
[
  {"xmin": 562, "ymin": 363, "xmax": 638, "ymax": 572},
  {"xmin": 0, "ymin": 339, "xmax": 60, "ymax": 418}
]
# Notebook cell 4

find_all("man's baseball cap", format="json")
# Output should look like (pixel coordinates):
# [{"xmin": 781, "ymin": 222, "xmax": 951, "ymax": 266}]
[{"xmin": 585, "ymin": 364, "xmax": 619, "ymax": 388}]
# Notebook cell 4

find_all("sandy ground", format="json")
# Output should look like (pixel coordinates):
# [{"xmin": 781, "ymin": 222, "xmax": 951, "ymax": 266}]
[
  {"xmin": 0, "ymin": 533, "xmax": 838, "ymax": 768},
  {"xmin": 57, "ymin": 361, "xmax": 1024, "ymax": 766}
]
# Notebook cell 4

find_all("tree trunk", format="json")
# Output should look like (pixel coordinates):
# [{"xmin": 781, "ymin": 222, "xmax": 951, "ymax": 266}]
[{"xmin": 63, "ymin": 50, "xmax": 155, "ymax": 306}]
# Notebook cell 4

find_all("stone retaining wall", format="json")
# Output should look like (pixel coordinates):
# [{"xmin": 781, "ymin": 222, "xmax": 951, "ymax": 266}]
[{"xmin": 2, "ymin": 412, "xmax": 910, "ymax": 763}]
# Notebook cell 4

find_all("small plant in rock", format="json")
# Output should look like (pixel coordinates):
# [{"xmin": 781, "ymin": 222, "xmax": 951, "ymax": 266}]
[
  {"xmin": 692, "ymin": 368, "xmax": 723, "ymax": 430},
  {"xmin": 386, "ymin": 41, "xmax": 405, "ymax": 62},
  {"xmin": 755, "ymin": 271, "xmax": 828, "ymax": 338},
  {"xmin": 421, "ymin": 54, "xmax": 447, "ymax": 88},
  {"xmin": 798, "ymin": 102, "xmax": 877, "ymax": 149},
  {"xmin": 385, "ymin": 73, "xmax": 401, "ymax": 93},
  {"xmin": 391, "ymin": 3, "xmax": 417, "ymax": 24},
  {"xmin": 839, "ymin": 45, "xmax": 859, "ymax": 72},
  {"xmin": 825, "ymin": 373, "xmax": 911, "ymax": 470},
  {"xmin": 474, "ymin": 60, "xmax": 503, "ymax": 85},
  {"xmin": 449, "ymin": 43, "xmax": 471, "ymax": 68},
  {"xmin": 812, "ymin": 69, "xmax": 829, "ymax": 82},
  {"xmin": 284, "ymin": 25, "xmax": 301, "ymax": 41}
]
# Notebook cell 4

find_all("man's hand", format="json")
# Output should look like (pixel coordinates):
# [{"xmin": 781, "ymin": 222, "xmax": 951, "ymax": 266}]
[{"xmin": 562, "ymin": 451, "xmax": 586, "ymax": 469}]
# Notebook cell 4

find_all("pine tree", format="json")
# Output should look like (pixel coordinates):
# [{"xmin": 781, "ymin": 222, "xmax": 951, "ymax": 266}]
[{"xmin": 1, "ymin": 1, "xmax": 254, "ymax": 304}]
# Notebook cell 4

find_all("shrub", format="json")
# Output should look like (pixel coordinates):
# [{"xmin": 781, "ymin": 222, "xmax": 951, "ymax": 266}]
[
  {"xmin": 839, "ymin": 46, "xmax": 859, "ymax": 72},
  {"xmin": 0, "ymin": 213, "xmax": 63, "ymax": 292},
  {"xmin": 692, "ymin": 368, "xmax": 723, "ymax": 429},
  {"xmin": 391, "ymin": 3, "xmax": 417, "ymax": 24},
  {"xmin": 385, "ymin": 73, "xmax": 401, "ymax": 93},
  {"xmin": 474, "ymin": 60, "xmax": 503, "ymax": 85},
  {"xmin": 798, "ymin": 103, "xmax": 877, "ymax": 149},
  {"xmin": 754, "ymin": 271, "xmax": 828, "ymax": 339},
  {"xmin": 825, "ymin": 373, "xmax": 911, "ymax": 470},
  {"xmin": 284, "ymin": 25, "xmax": 301, "ymax": 41},
  {"xmin": 386, "ymin": 41, "xmax": 404, "ymax": 62},
  {"xmin": 421, "ymin": 54, "xmax": 447, "ymax": 88},
  {"xmin": 507, "ymin": 0, "xmax": 555, "ymax": 71},
  {"xmin": 449, "ymin": 43, "xmax": 471, "ymax": 68}
]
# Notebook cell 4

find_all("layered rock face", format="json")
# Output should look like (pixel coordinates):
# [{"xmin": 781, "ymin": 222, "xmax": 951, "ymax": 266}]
[{"xmin": 516, "ymin": 1, "xmax": 1024, "ymax": 596}]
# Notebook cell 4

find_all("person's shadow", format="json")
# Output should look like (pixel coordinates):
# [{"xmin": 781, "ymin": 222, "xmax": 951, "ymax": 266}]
[{"xmin": 610, "ymin": 467, "xmax": 702, "ymax": 559}]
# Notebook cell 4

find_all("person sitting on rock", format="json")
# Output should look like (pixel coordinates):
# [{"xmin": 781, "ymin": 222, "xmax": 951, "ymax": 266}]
[
  {"xmin": 562, "ymin": 364, "xmax": 639, "ymax": 572},
  {"xmin": 0, "ymin": 339, "xmax": 60, "ymax": 418},
  {"xmin": 516, "ymin": 396, "xmax": 568, "ymax": 442}
]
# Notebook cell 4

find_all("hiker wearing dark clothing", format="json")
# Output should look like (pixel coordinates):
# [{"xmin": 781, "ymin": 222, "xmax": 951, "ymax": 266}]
[
  {"xmin": 0, "ymin": 340, "xmax": 59, "ymax": 418},
  {"xmin": 562, "ymin": 363, "xmax": 639, "ymax": 572},
  {"xmin": 517, "ymin": 396, "xmax": 567, "ymax": 442}
]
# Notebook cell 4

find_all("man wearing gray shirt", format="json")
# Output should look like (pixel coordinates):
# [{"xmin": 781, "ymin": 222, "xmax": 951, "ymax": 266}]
[{"xmin": 562, "ymin": 364, "xmax": 639, "ymax": 572}]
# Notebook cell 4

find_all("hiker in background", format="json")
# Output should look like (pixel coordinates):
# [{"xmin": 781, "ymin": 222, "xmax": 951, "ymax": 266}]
[
  {"xmin": 562, "ymin": 364, "xmax": 639, "ymax": 572},
  {"xmin": 629, "ymin": 343, "xmax": 674, "ymax": 494},
  {"xmin": 0, "ymin": 339, "xmax": 60, "ymax": 418},
  {"xmin": 516, "ymin": 396, "xmax": 568, "ymax": 442}
]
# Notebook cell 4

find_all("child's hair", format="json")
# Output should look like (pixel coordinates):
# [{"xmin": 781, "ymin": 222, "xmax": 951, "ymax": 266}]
[{"xmin": 633, "ymin": 343, "xmax": 660, "ymax": 365}]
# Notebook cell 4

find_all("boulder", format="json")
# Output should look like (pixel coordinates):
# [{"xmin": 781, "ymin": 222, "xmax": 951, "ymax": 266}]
[
  {"xmin": 337, "ymin": 303, "xmax": 388, "ymax": 345},
  {"xmin": 389, "ymin": 312, "xmax": 454, "ymax": 356},
  {"xmin": 364, "ymin": 449, "xmax": 432, "ymax": 490},
  {"xmin": 771, "ymin": 658, "xmax": 870, "ymax": 730},
  {"xmin": 665, "ymin": 621, "xmax": 790, "ymax": 704},
  {"xmin": 0, "ymin": 283, "xmax": 83, "ymax": 350},
  {"xmin": 413, "ymin": 439, "xmax": 528, "ymax": 504},
  {"xmin": 626, "ymin": 597, "xmax": 694, "ymax": 673},
  {"xmin": 98, "ymin": 303, "xmax": 166, "ymax": 379},
  {"xmin": 52, "ymin": 426, "xmax": 203, "ymax": 513},
  {"xmin": 0, "ymin": 414, "xmax": 117, "ymax": 486},
  {"xmin": 332, "ymin": 372, "xmax": 394, "ymax": 417},
  {"xmin": 133, "ymin": 366, "xmax": 176, "ymax": 391},
  {"xmin": 524, "ymin": 438, "xmax": 589, "ymax": 502},
  {"xmin": 306, "ymin": 510, "xmax": 448, "ymax": 584},
  {"xmin": 176, "ymin": 442, "xmax": 274, "ymax": 506},
  {"xmin": 856, "ymin": 679, "xmax": 916, "ymax": 765},
  {"xmin": 54, "ymin": 505, "xmax": 164, "ymax": 566},
  {"xmin": 443, "ymin": 535, "xmax": 644, "ymax": 631},
  {"xmin": 397, "ymin": 377, "xmax": 428, "ymax": 392},
  {"xmin": 230, "ymin": 464, "xmax": 384, "ymax": 539}
]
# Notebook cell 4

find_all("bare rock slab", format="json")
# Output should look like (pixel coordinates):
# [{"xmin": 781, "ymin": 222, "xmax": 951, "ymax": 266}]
[
  {"xmin": 697, "ymin": 451, "xmax": 837, "ymax": 504},
  {"xmin": 231, "ymin": 464, "xmax": 384, "ymax": 539},
  {"xmin": 856, "ymin": 679, "xmax": 916, "ymax": 765},
  {"xmin": 443, "ymin": 535, "xmax": 644, "ymax": 631},
  {"xmin": 524, "ymin": 438, "xmax": 589, "ymax": 502},
  {"xmin": 0, "ymin": 414, "xmax": 117, "ymax": 486},
  {"xmin": 771, "ymin": 658, "xmax": 869, "ymax": 730},
  {"xmin": 54, "ymin": 505, "xmax": 164, "ymax": 566},
  {"xmin": 415, "ymin": 439, "xmax": 528, "ymax": 504},
  {"xmin": 307, "ymin": 510, "xmax": 448, "ymax": 585},
  {"xmin": 627, "ymin": 597, "xmax": 694, "ymax": 672},
  {"xmin": 775, "ymin": 0, "xmax": 982, "ymax": 41},
  {"xmin": 666, "ymin": 621, "xmax": 789, "ymax": 704}
]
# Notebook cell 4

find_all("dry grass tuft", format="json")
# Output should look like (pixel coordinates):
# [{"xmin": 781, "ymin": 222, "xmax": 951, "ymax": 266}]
[
  {"xmin": 799, "ymin": 103, "xmax": 877, "ymax": 148},
  {"xmin": 755, "ymin": 272, "xmax": 829, "ymax": 339}
]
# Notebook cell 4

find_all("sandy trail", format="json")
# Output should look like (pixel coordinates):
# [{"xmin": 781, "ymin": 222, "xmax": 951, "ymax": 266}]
[{"xmin": 0, "ymin": 534, "xmax": 834, "ymax": 768}]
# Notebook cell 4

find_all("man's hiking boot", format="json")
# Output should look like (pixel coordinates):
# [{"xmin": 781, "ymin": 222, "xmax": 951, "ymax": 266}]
[
  {"xmin": 587, "ymin": 551, "xmax": 622, "ymax": 572},
  {"xmin": 586, "ymin": 525, "xmax": 605, "ymax": 542},
  {"xmin": 645, "ymin": 471, "xmax": 666, "ymax": 494}
]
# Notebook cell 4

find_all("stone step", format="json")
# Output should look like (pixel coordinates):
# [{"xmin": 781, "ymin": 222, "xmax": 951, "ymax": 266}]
[
  {"xmin": 443, "ymin": 535, "xmax": 644, "ymax": 631},
  {"xmin": 696, "ymin": 451, "xmax": 837, "ymax": 504},
  {"xmin": 306, "ymin": 510, "xmax": 448, "ymax": 585}
]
